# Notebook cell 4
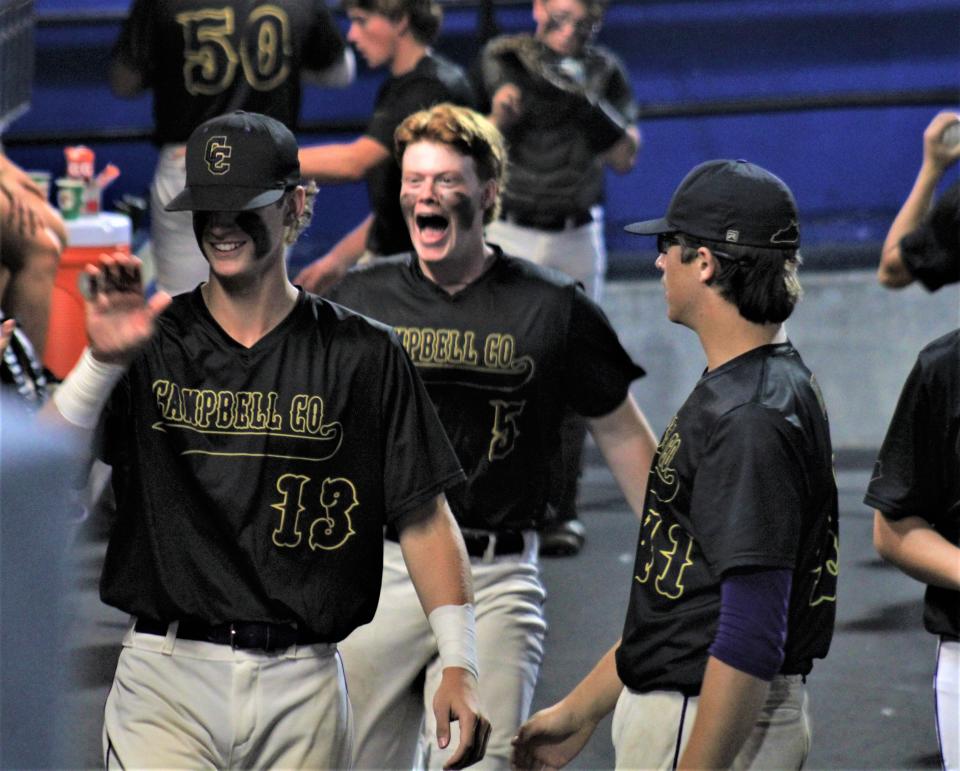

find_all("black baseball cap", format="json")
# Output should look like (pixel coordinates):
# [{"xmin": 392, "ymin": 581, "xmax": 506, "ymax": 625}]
[
  {"xmin": 166, "ymin": 111, "xmax": 301, "ymax": 212},
  {"xmin": 625, "ymin": 159, "xmax": 800, "ymax": 249}
]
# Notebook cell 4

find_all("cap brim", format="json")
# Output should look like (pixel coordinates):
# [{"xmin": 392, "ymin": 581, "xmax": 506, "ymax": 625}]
[
  {"xmin": 623, "ymin": 216, "xmax": 672, "ymax": 235},
  {"xmin": 165, "ymin": 186, "xmax": 286, "ymax": 212}
]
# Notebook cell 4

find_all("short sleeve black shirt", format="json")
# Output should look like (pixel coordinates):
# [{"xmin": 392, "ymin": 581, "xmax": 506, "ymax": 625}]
[
  {"xmin": 98, "ymin": 290, "xmax": 463, "ymax": 641},
  {"xmin": 328, "ymin": 250, "xmax": 644, "ymax": 530},
  {"xmin": 616, "ymin": 343, "xmax": 839, "ymax": 695},
  {"xmin": 864, "ymin": 329, "xmax": 960, "ymax": 638},
  {"xmin": 112, "ymin": 0, "xmax": 346, "ymax": 143},
  {"xmin": 364, "ymin": 53, "xmax": 475, "ymax": 256}
]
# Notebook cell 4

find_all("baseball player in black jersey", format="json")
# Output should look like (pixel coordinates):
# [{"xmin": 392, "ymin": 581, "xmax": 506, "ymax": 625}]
[
  {"xmin": 513, "ymin": 160, "xmax": 839, "ymax": 770},
  {"xmin": 325, "ymin": 103, "xmax": 658, "ymax": 769},
  {"xmin": 866, "ymin": 329, "xmax": 960, "ymax": 770},
  {"xmin": 295, "ymin": 0, "xmax": 475, "ymax": 293},
  {"xmin": 110, "ymin": 0, "xmax": 353, "ymax": 296},
  {"xmin": 42, "ymin": 110, "xmax": 490, "ymax": 769}
]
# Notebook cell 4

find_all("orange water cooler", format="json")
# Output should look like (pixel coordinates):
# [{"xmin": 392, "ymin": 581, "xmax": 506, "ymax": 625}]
[{"xmin": 44, "ymin": 212, "xmax": 132, "ymax": 379}]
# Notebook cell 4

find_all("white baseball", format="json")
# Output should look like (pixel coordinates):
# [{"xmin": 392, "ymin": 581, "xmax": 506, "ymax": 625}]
[{"xmin": 941, "ymin": 121, "xmax": 960, "ymax": 148}]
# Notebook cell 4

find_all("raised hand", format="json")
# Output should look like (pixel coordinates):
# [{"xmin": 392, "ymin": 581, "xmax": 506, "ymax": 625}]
[{"xmin": 81, "ymin": 252, "xmax": 171, "ymax": 364}]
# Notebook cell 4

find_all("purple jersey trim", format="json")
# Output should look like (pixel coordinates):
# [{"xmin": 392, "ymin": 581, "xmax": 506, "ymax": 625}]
[{"xmin": 708, "ymin": 568, "xmax": 792, "ymax": 682}]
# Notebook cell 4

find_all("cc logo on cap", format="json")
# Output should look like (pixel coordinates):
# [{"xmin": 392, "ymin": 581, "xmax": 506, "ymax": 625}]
[{"xmin": 205, "ymin": 136, "xmax": 232, "ymax": 175}]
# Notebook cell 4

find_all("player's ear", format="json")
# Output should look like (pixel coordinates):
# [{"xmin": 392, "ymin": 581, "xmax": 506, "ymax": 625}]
[
  {"xmin": 532, "ymin": 0, "xmax": 548, "ymax": 26},
  {"xmin": 286, "ymin": 186, "xmax": 306, "ymax": 222},
  {"xmin": 480, "ymin": 179, "xmax": 498, "ymax": 215},
  {"xmin": 698, "ymin": 246, "xmax": 717, "ymax": 283}
]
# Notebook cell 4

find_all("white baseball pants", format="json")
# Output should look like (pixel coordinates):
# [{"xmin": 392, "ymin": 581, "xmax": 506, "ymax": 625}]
[
  {"xmin": 149, "ymin": 144, "xmax": 210, "ymax": 297},
  {"xmin": 937, "ymin": 637, "xmax": 959, "ymax": 771},
  {"xmin": 339, "ymin": 536, "xmax": 547, "ymax": 770},
  {"xmin": 484, "ymin": 206, "xmax": 607, "ymax": 303},
  {"xmin": 103, "ymin": 620, "xmax": 352, "ymax": 769},
  {"xmin": 612, "ymin": 674, "xmax": 811, "ymax": 770}
]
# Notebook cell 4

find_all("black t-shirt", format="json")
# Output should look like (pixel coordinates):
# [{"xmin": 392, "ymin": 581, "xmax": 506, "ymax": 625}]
[
  {"xmin": 864, "ymin": 329, "xmax": 960, "ymax": 638},
  {"xmin": 616, "ymin": 343, "xmax": 839, "ymax": 695},
  {"xmin": 113, "ymin": 0, "xmax": 346, "ymax": 143},
  {"xmin": 98, "ymin": 289, "xmax": 463, "ymax": 641},
  {"xmin": 479, "ymin": 35, "xmax": 637, "ymax": 217},
  {"xmin": 900, "ymin": 179, "xmax": 960, "ymax": 292},
  {"xmin": 364, "ymin": 53, "xmax": 475, "ymax": 256},
  {"xmin": 328, "ymin": 250, "xmax": 644, "ymax": 530}
]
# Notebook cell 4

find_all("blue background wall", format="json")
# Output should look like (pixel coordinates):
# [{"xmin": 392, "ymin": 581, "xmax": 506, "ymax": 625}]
[{"xmin": 5, "ymin": 0, "xmax": 959, "ymax": 275}]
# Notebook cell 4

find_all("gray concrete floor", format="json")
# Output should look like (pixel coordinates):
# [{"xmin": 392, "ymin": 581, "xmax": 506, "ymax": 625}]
[{"xmin": 59, "ymin": 459, "xmax": 939, "ymax": 770}]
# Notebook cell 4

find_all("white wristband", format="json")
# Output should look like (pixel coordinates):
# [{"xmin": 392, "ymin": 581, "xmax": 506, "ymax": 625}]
[
  {"xmin": 428, "ymin": 603, "xmax": 479, "ymax": 681},
  {"xmin": 52, "ymin": 348, "xmax": 126, "ymax": 429}
]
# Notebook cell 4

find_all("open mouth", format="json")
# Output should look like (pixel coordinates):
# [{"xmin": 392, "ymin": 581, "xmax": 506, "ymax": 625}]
[
  {"xmin": 417, "ymin": 214, "xmax": 450, "ymax": 236},
  {"xmin": 416, "ymin": 213, "xmax": 449, "ymax": 240}
]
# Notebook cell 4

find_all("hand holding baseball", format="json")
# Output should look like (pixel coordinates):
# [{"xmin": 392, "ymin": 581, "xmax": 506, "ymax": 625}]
[{"xmin": 922, "ymin": 111, "xmax": 960, "ymax": 173}]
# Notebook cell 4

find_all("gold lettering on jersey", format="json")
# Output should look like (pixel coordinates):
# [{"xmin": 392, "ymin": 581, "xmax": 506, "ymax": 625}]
[
  {"xmin": 150, "ymin": 380, "xmax": 341, "ymax": 460},
  {"xmin": 270, "ymin": 473, "xmax": 357, "ymax": 553},
  {"xmin": 651, "ymin": 416, "xmax": 681, "ymax": 504},
  {"xmin": 483, "ymin": 333, "xmax": 515, "ymax": 368},
  {"xmin": 396, "ymin": 327, "xmax": 480, "ymax": 366},
  {"xmin": 393, "ymin": 327, "xmax": 535, "ymax": 391},
  {"xmin": 635, "ymin": 509, "xmax": 695, "ymax": 600},
  {"xmin": 272, "ymin": 473, "xmax": 308, "ymax": 548},
  {"xmin": 176, "ymin": 7, "xmax": 293, "ymax": 96},
  {"xmin": 809, "ymin": 529, "xmax": 839, "ymax": 607},
  {"xmin": 289, "ymin": 394, "xmax": 340, "ymax": 438},
  {"xmin": 309, "ymin": 477, "xmax": 358, "ymax": 551},
  {"xmin": 488, "ymin": 399, "xmax": 526, "ymax": 460}
]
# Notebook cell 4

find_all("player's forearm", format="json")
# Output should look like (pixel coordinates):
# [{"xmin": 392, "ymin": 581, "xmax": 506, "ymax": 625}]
[
  {"xmin": 589, "ymin": 395, "xmax": 658, "ymax": 521},
  {"xmin": 873, "ymin": 511, "xmax": 960, "ymax": 591},
  {"xmin": 564, "ymin": 642, "xmax": 625, "ymax": 727},
  {"xmin": 298, "ymin": 137, "xmax": 388, "ymax": 182},
  {"xmin": 398, "ymin": 494, "xmax": 474, "ymax": 613},
  {"xmin": 327, "ymin": 215, "xmax": 373, "ymax": 268},
  {"xmin": 878, "ymin": 162, "xmax": 942, "ymax": 287},
  {"xmin": 677, "ymin": 657, "xmax": 769, "ymax": 770}
]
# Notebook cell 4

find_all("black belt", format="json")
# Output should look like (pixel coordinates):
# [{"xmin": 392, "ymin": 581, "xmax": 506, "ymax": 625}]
[
  {"xmin": 134, "ymin": 617, "xmax": 323, "ymax": 652},
  {"xmin": 500, "ymin": 209, "xmax": 593, "ymax": 232},
  {"xmin": 385, "ymin": 528, "xmax": 526, "ymax": 559}
]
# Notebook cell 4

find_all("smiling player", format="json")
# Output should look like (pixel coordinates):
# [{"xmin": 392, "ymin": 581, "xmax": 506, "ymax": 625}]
[
  {"xmin": 42, "ymin": 110, "xmax": 490, "ymax": 770},
  {"xmin": 327, "ymin": 103, "xmax": 657, "ymax": 769}
]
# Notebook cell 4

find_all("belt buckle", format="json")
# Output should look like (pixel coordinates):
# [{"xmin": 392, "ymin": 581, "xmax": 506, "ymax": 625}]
[
  {"xmin": 483, "ymin": 533, "xmax": 497, "ymax": 563},
  {"xmin": 229, "ymin": 622, "xmax": 238, "ymax": 650}
]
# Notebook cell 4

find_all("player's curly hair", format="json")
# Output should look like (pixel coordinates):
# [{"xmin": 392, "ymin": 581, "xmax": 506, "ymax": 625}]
[
  {"xmin": 342, "ymin": 0, "xmax": 442, "ymax": 44},
  {"xmin": 678, "ymin": 234, "xmax": 803, "ymax": 324},
  {"xmin": 394, "ymin": 103, "xmax": 507, "ymax": 225}
]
